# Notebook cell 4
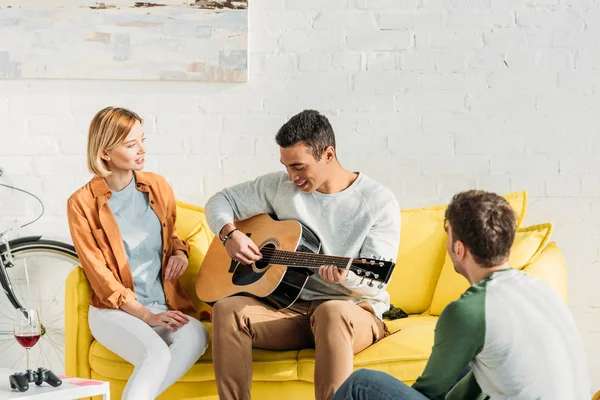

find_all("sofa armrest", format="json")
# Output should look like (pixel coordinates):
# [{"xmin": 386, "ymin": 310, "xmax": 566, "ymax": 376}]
[
  {"xmin": 65, "ymin": 266, "xmax": 94, "ymax": 379},
  {"xmin": 522, "ymin": 242, "xmax": 568, "ymax": 303}
]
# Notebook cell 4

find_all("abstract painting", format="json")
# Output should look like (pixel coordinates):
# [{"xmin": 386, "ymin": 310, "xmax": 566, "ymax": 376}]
[{"xmin": 0, "ymin": 0, "xmax": 248, "ymax": 82}]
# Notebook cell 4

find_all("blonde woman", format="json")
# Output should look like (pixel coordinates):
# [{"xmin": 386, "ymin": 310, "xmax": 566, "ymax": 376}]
[{"xmin": 67, "ymin": 107, "xmax": 208, "ymax": 400}]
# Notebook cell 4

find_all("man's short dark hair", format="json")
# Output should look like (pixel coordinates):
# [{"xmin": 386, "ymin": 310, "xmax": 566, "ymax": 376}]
[
  {"xmin": 445, "ymin": 190, "xmax": 517, "ymax": 268},
  {"xmin": 275, "ymin": 110, "xmax": 336, "ymax": 160}
]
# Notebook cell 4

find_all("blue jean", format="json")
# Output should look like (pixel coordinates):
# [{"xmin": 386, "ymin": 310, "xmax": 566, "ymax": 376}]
[{"xmin": 331, "ymin": 369, "xmax": 429, "ymax": 400}]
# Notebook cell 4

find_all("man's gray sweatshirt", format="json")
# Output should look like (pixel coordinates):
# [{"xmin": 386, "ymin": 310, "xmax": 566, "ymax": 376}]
[{"xmin": 205, "ymin": 171, "xmax": 400, "ymax": 319}]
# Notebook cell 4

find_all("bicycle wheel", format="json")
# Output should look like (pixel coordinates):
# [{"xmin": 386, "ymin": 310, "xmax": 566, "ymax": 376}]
[{"xmin": 0, "ymin": 238, "xmax": 79, "ymax": 375}]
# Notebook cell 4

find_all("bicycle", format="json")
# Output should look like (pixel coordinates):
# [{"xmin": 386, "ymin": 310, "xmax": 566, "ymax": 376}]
[{"xmin": 0, "ymin": 166, "xmax": 80, "ymax": 375}]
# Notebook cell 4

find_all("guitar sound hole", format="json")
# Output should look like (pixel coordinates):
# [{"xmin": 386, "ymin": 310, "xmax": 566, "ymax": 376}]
[{"xmin": 255, "ymin": 243, "xmax": 275, "ymax": 272}]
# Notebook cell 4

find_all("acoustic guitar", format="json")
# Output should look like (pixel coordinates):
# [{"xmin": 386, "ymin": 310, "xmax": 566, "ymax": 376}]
[{"xmin": 195, "ymin": 214, "xmax": 396, "ymax": 310}]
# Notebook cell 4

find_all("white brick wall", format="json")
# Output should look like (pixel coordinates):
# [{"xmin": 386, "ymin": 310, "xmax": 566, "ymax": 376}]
[{"xmin": 1, "ymin": 0, "xmax": 599, "ymax": 390}]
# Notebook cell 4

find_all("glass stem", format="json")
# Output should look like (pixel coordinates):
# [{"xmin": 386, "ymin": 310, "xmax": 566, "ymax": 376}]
[{"xmin": 26, "ymin": 348, "xmax": 30, "ymax": 370}]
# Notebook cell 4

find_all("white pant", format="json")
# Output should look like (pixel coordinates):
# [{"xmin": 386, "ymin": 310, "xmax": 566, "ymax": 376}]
[{"xmin": 89, "ymin": 304, "xmax": 209, "ymax": 400}]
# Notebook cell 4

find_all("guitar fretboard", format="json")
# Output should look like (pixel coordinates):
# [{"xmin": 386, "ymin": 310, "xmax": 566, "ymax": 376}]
[{"xmin": 260, "ymin": 248, "xmax": 351, "ymax": 269}]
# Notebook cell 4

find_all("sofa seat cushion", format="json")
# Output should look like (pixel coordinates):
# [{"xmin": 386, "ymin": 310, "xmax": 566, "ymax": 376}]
[
  {"xmin": 297, "ymin": 315, "xmax": 438, "ymax": 383},
  {"xmin": 89, "ymin": 321, "xmax": 301, "ymax": 382}
]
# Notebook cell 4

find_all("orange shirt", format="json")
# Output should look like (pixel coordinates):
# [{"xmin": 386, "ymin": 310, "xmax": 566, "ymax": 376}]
[{"xmin": 67, "ymin": 171, "xmax": 196, "ymax": 317}]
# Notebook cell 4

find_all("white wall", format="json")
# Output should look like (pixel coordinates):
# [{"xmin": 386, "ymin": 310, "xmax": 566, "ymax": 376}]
[{"xmin": 0, "ymin": 0, "xmax": 598, "ymax": 390}]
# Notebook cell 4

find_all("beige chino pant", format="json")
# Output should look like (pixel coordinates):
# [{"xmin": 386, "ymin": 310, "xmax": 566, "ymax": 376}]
[{"xmin": 211, "ymin": 296, "xmax": 386, "ymax": 400}]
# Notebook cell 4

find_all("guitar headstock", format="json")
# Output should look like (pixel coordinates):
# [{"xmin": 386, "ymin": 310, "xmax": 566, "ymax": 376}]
[{"xmin": 350, "ymin": 257, "xmax": 396, "ymax": 288}]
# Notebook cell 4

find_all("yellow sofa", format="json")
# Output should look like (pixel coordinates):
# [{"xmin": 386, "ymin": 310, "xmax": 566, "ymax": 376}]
[{"xmin": 64, "ymin": 191, "xmax": 568, "ymax": 400}]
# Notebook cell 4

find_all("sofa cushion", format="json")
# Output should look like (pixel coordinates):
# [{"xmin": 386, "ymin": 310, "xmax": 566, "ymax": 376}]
[
  {"xmin": 176, "ymin": 201, "xmax": 215, "ymax": 313},
  {"xmin": 388, "ymin": 191, "xmax": 528, "ymax": 315},
  {"xmin": 89, "ymin": 321, "xmax": 301, "ymax": 382},
  {"xmin": 428, "ymin": 223, "xmax": 553, "ymax": 316},
  {"xmin": 390, "ymin": 205, "xmax": 449, "ymax": 315},
  {"xmin": 175, "ymin": 200, "xmax": 209, "ymax": 240},
  {"xmin": 522, "ymin": 241, "xmax": 567, "ymax": 302},
  {"xmin": 509, "ymin": 223, "xmax": 553, "ymax": 270},
  {"xmin": 297, "ymin": 315, "xmax": 438, "ymax": 384}
]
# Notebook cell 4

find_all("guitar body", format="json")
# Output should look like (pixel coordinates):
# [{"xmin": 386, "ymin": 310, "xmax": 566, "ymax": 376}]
[{"xmin": 195, "ymin": 214, "xmax": 321, "ymax": 309}]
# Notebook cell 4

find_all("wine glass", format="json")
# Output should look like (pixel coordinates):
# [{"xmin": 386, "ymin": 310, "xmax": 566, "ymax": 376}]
[{"xmin": 14, "ymin": 308, "xmax": 41, "ymax": 371}]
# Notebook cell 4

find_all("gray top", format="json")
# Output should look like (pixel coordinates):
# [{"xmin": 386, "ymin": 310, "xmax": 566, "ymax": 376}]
[
  {"xmin": 205, "ymin": 171, "xmax": 401, "ymax": 319},
  {"xmin": 108, "ymin": 176, "xmax": 166, "ymax": 306}
]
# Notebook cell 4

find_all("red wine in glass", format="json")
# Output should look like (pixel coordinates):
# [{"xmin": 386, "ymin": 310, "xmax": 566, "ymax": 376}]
[
  {"xmin": 15, "ymin": 333, "xmax": 41, "ymax": 349},
  {"xmin": 14, "ymin": 308, "xmax": 41, "ymax": 370}
]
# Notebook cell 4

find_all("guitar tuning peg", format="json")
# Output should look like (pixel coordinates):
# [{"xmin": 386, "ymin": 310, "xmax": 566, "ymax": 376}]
[
  {"xmin": 367, "ymin": 280, "xmax": 374, "ymax": 287},
  {"xmin": 377, "ymin": 283, "xmax": 384, "ymax": 289}
]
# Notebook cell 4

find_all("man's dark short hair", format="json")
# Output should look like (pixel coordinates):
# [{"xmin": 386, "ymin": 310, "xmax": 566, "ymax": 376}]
[
  {"xmin": 275, "ymin": 110, "xmax": 336, "ymax": 160},
  {"xmin": 445, "ymin": 190, "xmax": 517, "ymax": 267}
]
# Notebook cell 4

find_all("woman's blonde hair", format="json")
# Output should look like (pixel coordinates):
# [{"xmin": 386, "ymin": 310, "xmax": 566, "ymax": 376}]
[{"xmin": 87, "ymin": 106, "xmax": 143, "ymax": 176}]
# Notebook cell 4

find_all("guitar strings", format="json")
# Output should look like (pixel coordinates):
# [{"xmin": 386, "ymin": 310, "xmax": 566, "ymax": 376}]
[
  {"xmin": 257, "ymin": 248, "xmax": 349, "ymax": 260},
  {"xmin": 256, "ymin": 248, "xmax": 382, "ymax": 265},
  {"xmin": 239, "ymin": 249, "xmax": 389, "ymax": 275},
  {"xmin": 256, "ymin": 248, "xmax": 381, "ymax": 260}
]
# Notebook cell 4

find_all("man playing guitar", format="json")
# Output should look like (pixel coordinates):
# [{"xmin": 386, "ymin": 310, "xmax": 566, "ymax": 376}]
[{"xmin": 204, "ymin": 109, "xmax": 401, "ymax": 400}]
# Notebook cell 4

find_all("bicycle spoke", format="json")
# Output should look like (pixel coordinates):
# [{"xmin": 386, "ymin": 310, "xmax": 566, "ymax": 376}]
[
  {"xmin": 24, "ymin": 258, "xmax": 33, "ymax": 302},
  {"xmin": 0, "ymin": 338, "xmax": 16, "ymax": 354},
  {"xmin": 39, "ymin": 342, "xmax": 52, "ymax": 369},
  {"xmin": 44, "ymin": 334, "xmax": 65, "ymax": 366},
  {"xmin": 43, "ymin": 322, "xmax": 63, "ymax": 331},
  {"xmin": 0, "ymin": 337, "xmax": 13, "ymax": 345},
  {"xmin": 0, "ymin": 307, "xmax": 13, "ymax": 321},
  {"xmin": 10, "ymin": 351, "xmax": 25, "ymax": 369},
  {"xmin": 42, "ymin": 315, "xmax": 64, "ymax": 329},
  {"xmin": 46, "ymin": 280, "xmax": 67, "ymax": 309},
  {"xmin": 44, "ymin": 329, "xmax": 65, "ymax": 339},
  {"xmin": 46, "ymin": 336, "xmax": 65, "ymax": 352},
  {"xmin": 12, "ymin": 280, "xmax": 25, "ymax": 307}
]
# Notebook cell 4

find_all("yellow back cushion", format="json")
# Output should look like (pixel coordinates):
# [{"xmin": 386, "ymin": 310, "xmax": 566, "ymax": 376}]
[
  {"xmin": 388, "ymin": 191, "xmax": 528, "ymax": 315},
  {"xmin": 428, "ymin": 222, "xmax": 553, "ymax": 315},
  {"xmin": 522, "ymin": 241, "xmax": 567, "ymax": 302},
  {"xmin": 388, "ymin": 205, "xmax": 449, "ymax": 314},
  {"xmin": 175, "ymin": 201, "xmax": 215, "ymax": 313},
  {"xmin": 510, "ymin": 223, "xmax": 553, "ymax": 270}
]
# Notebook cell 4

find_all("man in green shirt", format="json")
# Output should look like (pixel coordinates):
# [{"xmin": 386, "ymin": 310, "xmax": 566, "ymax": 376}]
[{"xmin": 332, "ymin": 190, "xmax": 591, "ymax": 400}]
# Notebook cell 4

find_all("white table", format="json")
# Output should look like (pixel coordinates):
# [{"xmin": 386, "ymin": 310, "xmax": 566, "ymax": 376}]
[{"xmin": 0, "ymin": 369, "xmax": 110, "ymax": 400}]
